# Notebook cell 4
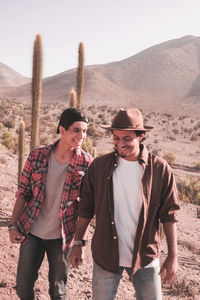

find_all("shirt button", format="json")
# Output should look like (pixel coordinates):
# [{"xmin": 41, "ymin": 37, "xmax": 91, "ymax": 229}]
[
  {"xmin": 114, "ymin": 163, "xmax": 117, "ymax": 167},
  {"xmin": 111, "ymin": 221, "xmax": 114, "ymax": 225},
  {"xmin": 113, "ymin": 236, "xmax": 117, "ymax": 239}
]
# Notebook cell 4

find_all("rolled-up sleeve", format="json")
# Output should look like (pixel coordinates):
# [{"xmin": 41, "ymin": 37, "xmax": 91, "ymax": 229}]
[
  {"xmin": 16, "ymin": 153, "xmax": 33, "ymax": 202},
  {"xmin": 158, "ymin": 164, "xmax": 180, "ymax": 223}
]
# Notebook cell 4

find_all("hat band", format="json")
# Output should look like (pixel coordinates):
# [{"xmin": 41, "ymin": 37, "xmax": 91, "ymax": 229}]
[{"xmin": 111, "ymin": 124, "xmax": 144, "ymax": 129}]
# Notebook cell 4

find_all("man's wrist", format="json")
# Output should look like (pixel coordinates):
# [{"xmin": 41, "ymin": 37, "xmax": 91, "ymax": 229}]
[
  {"xmin": 73, "ymin": 240, "xmax": 87, "ymax": 247},
  {"xmin": 8, "ymin": 224, "xmax": 18, "ymax": 231}
]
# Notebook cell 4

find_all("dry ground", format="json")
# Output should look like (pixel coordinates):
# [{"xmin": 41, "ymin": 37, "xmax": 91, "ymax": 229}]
[
  {"xmin": 0, "ymin": 102, "xmax": 200, "ymax": 299},
  {"xmin": 0, "ymin": 150, "xmax": 200, "ymax": 300}
]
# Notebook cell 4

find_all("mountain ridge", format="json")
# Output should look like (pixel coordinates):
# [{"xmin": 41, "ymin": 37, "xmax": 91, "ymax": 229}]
[{"xmin": 1, "ymin": 35, "xmax": 200, "ymax": 112}]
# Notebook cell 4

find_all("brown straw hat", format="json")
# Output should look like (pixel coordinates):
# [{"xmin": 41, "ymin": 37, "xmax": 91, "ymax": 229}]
[{"xmin": 100, "ymin": 108, "xmax": 154, "ymax": 131}]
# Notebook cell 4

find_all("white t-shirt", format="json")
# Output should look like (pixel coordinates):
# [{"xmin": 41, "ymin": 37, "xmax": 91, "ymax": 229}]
[
  {"xmin": 113, "ymin": 157, "xmax": 159, "ymax": 269},
  {"xmin": 113, "ymin": 157, "xmax": 143, "ymax": 267}
]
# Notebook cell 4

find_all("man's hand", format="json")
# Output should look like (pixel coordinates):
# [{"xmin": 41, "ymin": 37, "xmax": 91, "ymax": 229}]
[
  {"xmin": 9, "ymin": 229, "xmax": 25, "ymax": 244},
  {"xmin": 70, "ymin": 245, "xmax": 83, "ymax": 268},
  {"xmin": 159, "ymin": 255, "xmax": 178, "ymax": 281}
]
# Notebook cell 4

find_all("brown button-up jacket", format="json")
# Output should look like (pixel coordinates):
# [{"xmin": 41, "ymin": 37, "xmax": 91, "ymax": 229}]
[{"xmin": 78, "ymin": 144, "xmax": 180, "ymax": 275}]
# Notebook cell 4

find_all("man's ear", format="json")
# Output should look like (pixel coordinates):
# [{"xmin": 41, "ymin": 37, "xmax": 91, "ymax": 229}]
[
  {"xmin": 59, "ymin": 125, "xmax": 66, "ymax": 136},
  {"xmin": 139, "ymin": 133, "xmax": 145, "ymax": 143}
]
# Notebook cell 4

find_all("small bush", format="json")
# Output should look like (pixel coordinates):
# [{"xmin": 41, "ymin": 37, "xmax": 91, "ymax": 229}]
[
  {"xmin": 3, "ymin": 118, "xmax": 15, "ymax": 129},
  {"xmin": 87, "ymin": 124, "xmax": 102, "ymax": 138},
  {"xmin": 81, "ymin": 137, "xmax": 93, "ymax": 154},
  {"xmin": 191, "ymin": 133, "xmax": 198, "ymax": 141},
  {"xmin": 177, "ymin": 177, "xmax": 200, "ymax": 205},
  {"xmin": 163, "ymin": 152, "xmax": 176, "ymax": 166},
  {"xmin": 2, "ymin": 132, "xmax": 18, "ymax": 152},
  {"xmin": 195, "ymin": 161, "xmax": 200, "ymax": 170}
]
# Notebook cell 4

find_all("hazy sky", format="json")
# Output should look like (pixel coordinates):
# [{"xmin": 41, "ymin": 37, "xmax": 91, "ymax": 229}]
[{"xmin": 1, "ymin": 0, "xmax": 200, "ymax": 78}]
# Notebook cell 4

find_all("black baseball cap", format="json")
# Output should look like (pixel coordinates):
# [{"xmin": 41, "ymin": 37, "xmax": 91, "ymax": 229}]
[{"xmin": 57, "ymin": 108, "xmax": 88, "ymax": 134}]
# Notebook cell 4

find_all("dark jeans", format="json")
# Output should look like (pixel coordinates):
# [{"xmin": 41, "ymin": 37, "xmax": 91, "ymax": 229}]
[{"xmin": 16, "ymin": 233, "xmax": 70, "ymax": 300}]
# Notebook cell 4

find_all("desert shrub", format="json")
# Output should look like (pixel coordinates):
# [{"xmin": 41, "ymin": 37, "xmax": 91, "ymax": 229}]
[
  {"xmin": 163, "ymin": 277, "xmax": 199, "ymax": 297},
  {"xmin": 178, "ymin": 114, "xmax": 187, "ymax": 120},
  {"xmin": 98, "ymin": 113, "xmax": 104, "ymax": 120},
  {"xmin": 3, "ymin": 118, "xmax": 15, "ymax": 129},
  {"xmin": 193, "ymin": 121, "xmax": 200, "ymax": 130},
  {"xmin": 87, "ymin": 124, "xmax": 102, "ymax": 138},
  {"xmin": 100, "ymin": 105, "xmax": 108, "ymax": 112},
  {"xmin": 191, "ymin": 133, "xmax": 198, "ymax": 141},
  {"xmin": 49, "ymin": 122, "xmax": 57, "ymax": 134},
  {"xmin": 0, "ymin": 143, "xmax": 6, "ymax": 150},
  {"xmin": 2, "ymin": 132, "xmax": 18, "ymax": 152},
  {"xmin": 168, "ymin": 136, "xmax": 176, "ymax": 141},
  {"xmin": 88, "ymin": 106, "xmax": 97, "ymax": 114},
  {"xmin": 172, "ymin": 128, "xmax": 179, "ymax": 134},
  {"xmin": 81, "ymin": 137, "xmax": 93, "ymax": 154},
  {"xmin": 194, "ymin": 161, "xmax": 200, "ymax": 170},
  {"xmin": 163, "ymin": 152, "xmax": 176, "ymax": 166},
  {"xmin": 0, "ymin": 156, "xmax": 7, "ymax": 166},
  {"xmin": 177, "ymin": 177, "xmax": 200, "ymax": 205},
  {"xmin": 0, "ymin": 122, "xmax": 4, "ymax": 131},
  {"xmin": 40, "ymin": 136, "xmax": 51, "ymax": 146}
]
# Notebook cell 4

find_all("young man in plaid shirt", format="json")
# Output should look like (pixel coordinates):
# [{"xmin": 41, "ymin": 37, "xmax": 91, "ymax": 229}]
[{"xmin": 8, "ymin": 108, "xmax": 92, "ymax": 300}]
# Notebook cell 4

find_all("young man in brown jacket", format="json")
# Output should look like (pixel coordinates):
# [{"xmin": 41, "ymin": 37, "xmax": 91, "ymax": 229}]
[{"xmin": 70, "ymin": 108, "xmax": 180, "ymax": 300}]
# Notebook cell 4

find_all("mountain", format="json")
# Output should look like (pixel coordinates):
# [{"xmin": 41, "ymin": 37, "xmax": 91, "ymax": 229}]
[
  {"xmin": 0, "ymin": 63, "xmax": 30, "ymax": 87},
  {"xmin": 1, "ymin": 35, "xmax": 200, "ymax": 112}
]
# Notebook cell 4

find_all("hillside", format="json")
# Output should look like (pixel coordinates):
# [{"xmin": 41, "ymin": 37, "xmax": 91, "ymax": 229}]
[
  {"xmin": 0, "ymin": 63, "xmax": 30, "ymax": 88},
  {"xmin": 1, "ymin": 35, "xmax": 200, "ymax": 113}
]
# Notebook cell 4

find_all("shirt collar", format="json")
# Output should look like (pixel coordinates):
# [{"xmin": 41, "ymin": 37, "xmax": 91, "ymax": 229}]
[
  {"xmin": 113, "ymin": 144, "xmax": 148, "ymax": 166},
  {"xmin": 138, "ymin": 144, "xmax": 149, "ymax": 165}
]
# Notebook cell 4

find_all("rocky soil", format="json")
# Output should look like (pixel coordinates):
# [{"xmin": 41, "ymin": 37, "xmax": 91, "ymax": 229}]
[{"xmin": 0, "ymin": 150, "xmax": 200, "ymax": 300}]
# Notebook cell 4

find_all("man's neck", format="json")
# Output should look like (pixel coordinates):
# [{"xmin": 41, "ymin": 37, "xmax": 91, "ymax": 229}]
[{"xmin": 53, "ymin": 141, "xmax": 74, "ymax": 164}]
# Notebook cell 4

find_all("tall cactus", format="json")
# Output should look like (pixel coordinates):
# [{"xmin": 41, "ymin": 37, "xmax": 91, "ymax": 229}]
[
  {"xmin": 30, "ymin": 34, "xmax": 43, "ymax": 151},
  {"xmin": 18, "ymin": 120, "xmax": 25, "ymax": 185},
  {"xmin": 92, "ymin": 147, "xmax": 97, "ymax": 158},
  {"xmin": 76, "ymin": 42, "xmax": 84, "ymax": 109},
  {"xmin": 69, "ymin": 88, "xmax": 77, "ymax": 108}
]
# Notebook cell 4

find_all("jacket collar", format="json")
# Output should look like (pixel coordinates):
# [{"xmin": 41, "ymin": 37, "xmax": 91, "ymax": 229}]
[{"xmin": 138, "ymin": 144, "xmax": 149, "ymax": 166}]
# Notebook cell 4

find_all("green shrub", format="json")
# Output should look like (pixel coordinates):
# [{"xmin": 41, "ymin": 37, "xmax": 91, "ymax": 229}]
[
  {"xmin": 195, "ymin": 161, "xmax": 200, "ymax": 170},
  {"xmin": 2, "ymin": 131, "xmax": 18, "ymax": 152},
  {"xmin": 163, "ymin": 152, "xmax": 176, "ymax": 166},
  {"xmin": 81, "ymin": 137, "xmax": 93, "ymax": 154},
  {"xmin": 177, "ymin": 177, "xmax": 200, "ymax": 205}
]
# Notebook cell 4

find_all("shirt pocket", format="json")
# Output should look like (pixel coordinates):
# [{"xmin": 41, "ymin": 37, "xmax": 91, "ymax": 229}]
[{"xmin": 70, "ymin": 170, "xmax": 85, "ymax": 190}]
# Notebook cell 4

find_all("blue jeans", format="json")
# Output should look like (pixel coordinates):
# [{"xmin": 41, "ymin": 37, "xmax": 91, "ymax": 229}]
[
  {"xmin": 92, "ymin": 261, "xmax": 162, "ymax": 300},
  {"xmin": 16, "ymin": 233, "xmax": 70, "ymax": 300}
]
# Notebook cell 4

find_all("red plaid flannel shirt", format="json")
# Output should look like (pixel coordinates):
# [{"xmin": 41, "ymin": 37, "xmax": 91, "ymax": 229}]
[{"xmin": 16, "ymin": 141, "xmax": 92, "ymax": 250}]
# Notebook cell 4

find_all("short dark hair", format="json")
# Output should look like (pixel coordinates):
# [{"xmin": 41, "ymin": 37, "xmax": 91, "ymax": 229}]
[
  {"xmin": 57, "ymin": 108, "xmax": 88, "ymax": 134},
  {"xmin": 135, "ymin": 130, "xmax": 146, "ymax": 142}
]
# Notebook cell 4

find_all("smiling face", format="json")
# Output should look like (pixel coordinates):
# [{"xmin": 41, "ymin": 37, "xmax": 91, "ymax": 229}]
[
  {"xmin": 59, "ymin": 121, "xmax": 87, "ymax": 150},
  {"xmin": 113, "ymin": 130, "xmax": 144, "ymax": 161}
]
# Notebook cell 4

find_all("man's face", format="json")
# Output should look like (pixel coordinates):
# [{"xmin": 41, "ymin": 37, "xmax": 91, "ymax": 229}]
[
  {"xmin": 60, "ymin": 121, "xmax": 87, "ymax": 149},
  {"xmin": 113, "ymin": 130, "xmax": 143, "ymax": 161}
]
